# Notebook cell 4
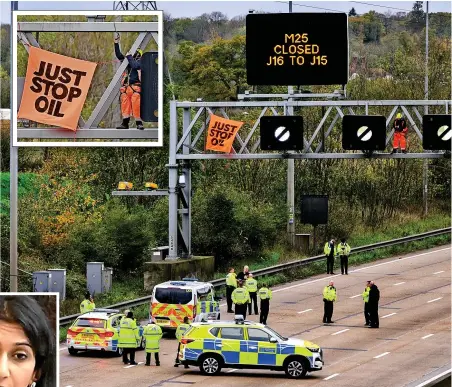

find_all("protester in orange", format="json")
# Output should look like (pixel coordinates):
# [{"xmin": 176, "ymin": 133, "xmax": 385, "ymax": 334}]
[
  {"xmin": 114, "ymin": 33, "xmax": 143, "ymax": 130},
  {"xmin": 392, "ymin": 113, "xmax": 408, "ymax": 153}
]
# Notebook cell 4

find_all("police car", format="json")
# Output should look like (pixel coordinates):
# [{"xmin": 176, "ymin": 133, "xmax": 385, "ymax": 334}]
[
  {"xmin": 178, "ymin": 316, "xmax": 323, "ymax": 379},
  {"xmin": 151, "ymin": 278, "xmax": 220, "ymax": 331},
  {"xmin": 66, "ymin": 309, "xmax": 145, "ymax": 356}
]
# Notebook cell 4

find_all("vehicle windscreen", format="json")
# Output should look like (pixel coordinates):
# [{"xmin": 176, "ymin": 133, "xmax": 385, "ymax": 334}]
[
  {"xmin": 154, "ymin": 287, "xmax": 193, "ymax": 305},
  {"xmin": 75, "ymin": 318, "xmax": 106, "ymax": 329},
  {"xmin": 265, "ymin": 326, "xmax": 288, "ymax": 341}
]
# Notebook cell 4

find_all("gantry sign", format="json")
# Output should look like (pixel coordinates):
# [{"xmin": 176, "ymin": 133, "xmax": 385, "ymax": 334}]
[
  {"xmin": 13, "ymin": 11, "xmax": 163, "ymax": 146},
  {"xmin": 167, "ymin": 99, "xmax": 451, "ymax": 259}
]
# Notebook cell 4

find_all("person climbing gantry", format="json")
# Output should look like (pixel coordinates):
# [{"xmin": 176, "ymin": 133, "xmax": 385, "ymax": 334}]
[{"xmin": 114, "ymin": 33, "xmax": 144, "ymax": 130}]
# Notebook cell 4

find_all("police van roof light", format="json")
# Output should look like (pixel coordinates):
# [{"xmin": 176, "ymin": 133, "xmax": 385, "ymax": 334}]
[
  {"xmin": 182, "ymin": 278, "xmax": 199, "ymax": 281},
  {"xmin": 169, "ymin": 281, "xmax": 187, "ymax": 286},
  {"xmin": 234, "ymin": 315, "xmax": 245, "ymax": 324}
]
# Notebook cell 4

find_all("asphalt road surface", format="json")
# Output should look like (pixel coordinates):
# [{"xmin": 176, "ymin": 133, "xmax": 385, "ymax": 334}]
[{"xmin": 60, "ymin": 245, "xmax": 451, "ymax": 387}]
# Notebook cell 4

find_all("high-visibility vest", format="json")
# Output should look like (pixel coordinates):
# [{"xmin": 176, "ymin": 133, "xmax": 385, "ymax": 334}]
[
  {"xmin": 175, "ymin": 323, "xmax": 190, "ymax": 341},
  {"xmin": 323, "ymin": 286, "xmax": 337, "ymax": 302},
  {"xmin": 362, "ymin": 286, "xmax": 371, "ymax": 303},
  {"xmin": 231, "ymin": 288, "xmax": 250, "ymax": 305},
  {"xmin": 338, "ymin": 242, "xmax": 351, "ymax": 256},
  {"xmin": 226, "ymin": 272, "xmax": 237, "ymax": 287},
  {"xmin": 258, "ymin": 287, "xmax": 272, "ymax": 300},
  {"xmin": 118, "ymin": 318, "xmax": 139, "ymax": 348},
  {"xmin": 80, "ymin": 299, "xmax": 95, "ymax": 314},
  {"xmin": 245, "ymin": 278, "xmax": 258, "ymax": 293},
  {"xmin": 143, "ymin": 324, "xmax": 163, "ymax": 353},
  {"xmin": 196, "ymin": 301, "xmax": 219, "ymax": 314},
  {"xmin": 324, "ymin": 242, "xmax": 338, "ymax": 257}
]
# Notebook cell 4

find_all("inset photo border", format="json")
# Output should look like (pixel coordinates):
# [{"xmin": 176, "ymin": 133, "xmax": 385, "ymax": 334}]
[
  {"xmin": 0, "ymin": 292, "xmax": 59, "ymax": 387},
  {"xmin": 12, "ymin": 10, "xmax": 163, "ymax": 147}
]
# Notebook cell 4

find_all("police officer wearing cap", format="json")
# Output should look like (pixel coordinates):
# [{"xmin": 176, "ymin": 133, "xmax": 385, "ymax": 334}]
[
  {"xmin": 245, "ymin": 273, "xmax": 258, "ymax": 315},
  {"xmin": 231, "ymin": 280, "xmax": 250, "ymax": 319},
  {"xmin": 338, "ymin": 238, "xmax": 351, "ymax": 275},
  {"xmin": 258, "ymin": 283, "xmax": 272, "ymax": 324},
  {"xmin": 118, "ymin": 311, "xmax": 139, "ymax": 365},
  {"xmin": 322, "ymin": 281, "xmax": 337, "ymax": 324},
  {"xmin": 362, "ymin": 281, "xmax": 371, "ymax": 325},
  {"xmin": 225, "ymin": 267, "xmax": 237, "ymax": 313}
]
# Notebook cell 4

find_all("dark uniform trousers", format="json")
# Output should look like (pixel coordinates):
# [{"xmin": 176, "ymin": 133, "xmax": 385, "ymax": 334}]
[
  {"xmin": 327, "ymin": 255, "xmax": 335, "ymax": 274},
  {"xmin": 235, "ymin": 303, "xmax": 247, "ymax": 319},
  {"xmin": 260, "ymin": 300, "xmax": 269, "ymax": 324},
  {"xmin": 364, "ymin": 302, "xmax": 370, "ymax": 325},
  {"xmin": 323, "ymin": 300, "xmax": 334, "ymax": 323},
  {"xmin": 146, "ymin": 352, "xmax": 160, "ymax": 365},
  {"xmin": 340, "ymin": 255, "xmax": 349, "ymax": 274},
  {"xmin": 122, "ymin": 348, "xmax": 136, "ymax": 364},
  {"xmin": 226, "ymin": 286, "xmax": 235, "ymax": 311},
  {"xmin": 369, "ymin": 303, "xmax": 379, "ymax": 327},
  {"xmin": 248, "ymin": 292, "xmax": 258, "ymax": 315}
]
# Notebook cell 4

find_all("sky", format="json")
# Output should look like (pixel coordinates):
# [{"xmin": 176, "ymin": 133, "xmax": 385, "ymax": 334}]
[{"xmin": 1, "ymin": 0, "xmax": 451, "ymax": 23}]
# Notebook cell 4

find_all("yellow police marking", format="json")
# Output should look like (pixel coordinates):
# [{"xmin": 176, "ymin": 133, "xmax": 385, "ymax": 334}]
[
  {"xmin": 427, "ymin": 297, "xmax": 442, "ymax": 303},
  {"xmin": 421, "ymin": 334, "xmax": 434, "ymax": 339},
  {"xmin": 381, "ymin": 313, "xmax": 397, "ymax": 319},
  {"xmin": 324, "ymin": 373, "xmax": 339, "ymax": 380},
  {"xmin": 394, "ymin": 282, "xmax": 406, "ymax": 286},
  {"xmin": 374, "ymin": 352, "xmax": 390, "ymax": 359},
  {"xmin": 297, "ymin": 308, "xmax": 312, "ymax": 314},
  {"xmin": 331, "ymin": 329, "xmax": 349, "ymax": 336},
  {"xmin": 433, "ymin": 270, "xmax": 445, "ymax": 274},
  {"xmin": 349, "ymin": 294, "xmax": 361, "ymax": 299}
]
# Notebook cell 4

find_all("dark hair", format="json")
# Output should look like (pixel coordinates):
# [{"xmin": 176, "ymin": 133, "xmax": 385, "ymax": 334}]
[
  {"xmin": 127, "ymin": 311, "xmax": 133, "ymax": 318},
  {"xmin": 183, "ymin": 316, "xmax": 189, "ymax": 323},
  {"xmin": 0, "ymin": 296, "xmax": 56, "ymax": 387},
  {"xmin": 341, "ymin": 238, "xmax": 346, "ymax": 243},
  {"xmin": 85, "ymin": 291, "xmax": 91, "ymax": 299}
]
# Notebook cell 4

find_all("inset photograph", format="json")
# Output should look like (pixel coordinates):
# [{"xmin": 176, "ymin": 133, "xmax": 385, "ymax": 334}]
[
  {"xmin": 0, "ymin": 293, "xmax": 57, "ymax": 387},
  {"xmin": 13, "ymin": 11, "xmax": 163, "ymax": 147}
]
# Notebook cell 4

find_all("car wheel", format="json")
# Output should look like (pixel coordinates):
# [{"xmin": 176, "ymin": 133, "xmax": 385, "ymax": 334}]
[
  {"xmin": 115, "ymin": 347, "xmax": 123, "ymax": 357},
  {"xmin": 199, "ymin": 354, "xmax": 222, "ymax": 376},
  {"xmin": 68, "ymin": 348, "xmax": 78, "ymax": 356},
  {"xmin": 284, "ymin": 357, "xmax": 308, "ymax": 379}
]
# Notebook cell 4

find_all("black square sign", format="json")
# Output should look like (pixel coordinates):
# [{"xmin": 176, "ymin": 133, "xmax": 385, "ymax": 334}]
[
  {"xmin": 342, "ymin": 115, "xmax": 386, "ymax": 151},
  {"xmin": 301, "ymin": 195, "xmax": 328, "ymax": 225},
  {"xmin": 423, "ymin": 115, "xmax": 451, "ymax": 151},
  {"xmin": 246, "ymin": 13, "xmax": 348, "ymax": 86},
  {"xmin": 260, "ymin": 116, "xmax": 303, "ymax": 151}
]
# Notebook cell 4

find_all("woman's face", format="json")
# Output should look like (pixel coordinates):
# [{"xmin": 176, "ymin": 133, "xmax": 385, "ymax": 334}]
[{"xmin": 0, "ymin": 321, "xmax": 37, "ymax": 387}]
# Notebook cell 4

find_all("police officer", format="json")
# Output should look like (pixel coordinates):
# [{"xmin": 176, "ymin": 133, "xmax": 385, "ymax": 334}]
[
  {"xmin": 231, "ymin": 280, "xmax": 250, "ymax": 319},
  {"xmin": 258, "ymin": 283, "xmax": 272, "ymax": 325},
  {"xmin": 324, "ymin": 239, "xmax": 338, "ymax": 274},
  {"xmin": 174, "ymin": 317, "xmax": 190, "ymax": 368},
  {"xmin": 119, "ymin": 311, "xmax": 139, "ymax": 365},
  {"xmin": 368, "ymin": 281, "xmax": 380, "ymax": 328},
  {"xmin": 337, "ymin": 238, "xmax": 351, "ymax": 275},
  {"xmin": 362, "ymin": 280, "xmax": 371, "ymax": 326},
  {"xmin": 144, "ymin": 320, "xmax": 163, "ymax": 366},
  {"xmin": 322, "ymin": 281, "xmax": 337, "ymax": 324},
  {"xmin": 80, "ymin": 291, "xmax": 95, "ymax": 314},
  {"xmin": 226, "ymin": 267, "xmax": 237, "ymax": 313},
  {"xmin": 245, "ymin": 273, "xmax": 258, "ymax": 315}
]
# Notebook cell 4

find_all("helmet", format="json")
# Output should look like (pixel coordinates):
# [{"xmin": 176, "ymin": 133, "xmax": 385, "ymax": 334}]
[
  {"xmin": 134, "ymin": 48, "xmax": 143, "ymax": 58},
  {"xmin": 396, "ymin": 113, "xmax": 402, "ymax": 119}
]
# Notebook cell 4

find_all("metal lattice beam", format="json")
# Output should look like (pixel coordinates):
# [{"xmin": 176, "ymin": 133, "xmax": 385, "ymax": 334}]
[
  {"xmin": 17, "ymin": 22, "xmax": 158, "ymax": 32},
  {"xmin": 114, "ymin": 1, "xmax": 157, "ymax": 11}
]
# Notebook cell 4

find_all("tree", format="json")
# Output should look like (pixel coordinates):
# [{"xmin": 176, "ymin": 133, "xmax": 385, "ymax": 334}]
[
  {"xmin": 349, "ymin": 7, "xmax": 357, "ymax": 17},
  {"xmin": 408, "ymin": 1, "xmax": 425, "ymax": 31}
]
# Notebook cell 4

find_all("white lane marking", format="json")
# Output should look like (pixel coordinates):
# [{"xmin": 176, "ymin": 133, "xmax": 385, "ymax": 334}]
[
  {"xmin": 65, "ymin": 386, "xmax": 73, "ymax": 387},
  {"xmin": 331, "ymin": 329, "xmax": 350, "ymax": 336},
  {"xmin": 381, "ymin": 313, "xmax": 397, "ymax": 319},
  {"xmin": 374, "ymin": 352, "xmax": 390, "ymax": 359},
  {"xmin": 349, "ymin": 294, "xmax": 361, "ymax": 298},
  {"xmin": 422, "ymin": 334, "xmax": 434, "ymax": 339},
  {"xmin": 297, "ymin": 309, "xmax": 313, "ymax": 314},
  {"xmin": 414, "ymin": 368, "xmax": 452, "ymax": 387},
  {"xmin": 124, "ymin": 361, "xmax": 144, "ymax": 369},
  {"xmin": 227, "ymin": 369, "xmax": 238, "ymax": 373},
  {"xmin": 324, "ymin": 373, "xmax": 340, "ymax": 380},
  {"xmin": 59, "ymin": 347, "xmax": 67, "ymax": 351},
  {"xmin": 271, "ymin": 247, "xmax": 451, "ymax": 295},
  {"xmin": 433, "ymin": 271, "xmax": 445, "ymax": 274},
  {"xmin": 427, "ymin": 297, "xmax": 443, "ymax": 303},
  {"xmin": 394, "ymin": 282, "xmax": 406, "ymax": 286}
]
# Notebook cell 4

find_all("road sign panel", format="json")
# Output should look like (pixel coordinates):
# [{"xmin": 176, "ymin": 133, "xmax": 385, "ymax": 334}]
[
  {"xmin": 260, "ymin": 116, "xmax": 303, "ymax": 150},
  {"xmin": 423, "ymin": 114, "xmax": 451, "ymax": 151},
  {"xmin": 342, "ymin": 115, "xmax": 386, "ymax": 151}
]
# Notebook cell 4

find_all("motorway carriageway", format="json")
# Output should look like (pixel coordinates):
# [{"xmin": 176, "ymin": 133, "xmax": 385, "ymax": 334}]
[{"xmin": 60, "ymin": 245, "xmax": 451, "ymax": 387}]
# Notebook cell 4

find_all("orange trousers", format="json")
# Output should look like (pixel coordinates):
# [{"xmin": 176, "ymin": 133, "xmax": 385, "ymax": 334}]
[
  {"xmin": 120, "ymin": 84, "xmax": 141, "ymax": 119},
  {"xmin": 393, "ymin": 130, "xmax": 407, "ymax": 150}
]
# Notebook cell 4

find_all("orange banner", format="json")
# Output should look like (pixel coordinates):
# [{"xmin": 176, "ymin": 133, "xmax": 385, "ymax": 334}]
[
  {"xmin": 205, "ymin": 114, "xmax": 243, "ymax": 153},
  {"xmin": 17, "ymin": 47, "xmax": 97, "ymax": 131}
]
